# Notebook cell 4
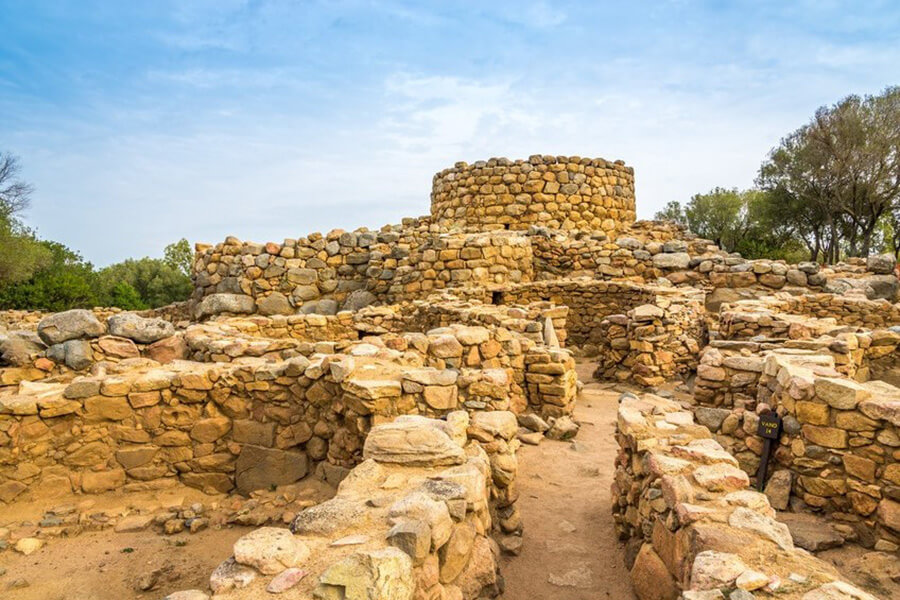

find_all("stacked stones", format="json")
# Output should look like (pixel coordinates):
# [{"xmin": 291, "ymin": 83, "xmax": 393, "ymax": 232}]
[
  {"xmin": 172, "ymin": 414, "xmax": 504, "ymax": 600},
  {"xmin": 720, "ymin": 295, "xmax": 900, "ymax": 340},
  {"xmin": 756, "ymin": 355, "xmax": 900, "ymax": 550},
  {"xmin": 192, "ymin": 219, "xmax": 434, "ymax": 317},
  {"xmin": 694, "ymin": 331, "xmax": 900, "ymax": 410},
  {"xmin": 467, "ymin": 411, "xmax": 522, "ymax": 541},
  {"xmin": 430, "ymin": 155, "xmax": 635, "ymax": 233},
  {"xmin": 524, "ymin": 347, "xmax": 577, "ymax": 418},
  {"xmin": 0, "ymin": 321, "xmax": 575, "ymax": 503},
  {"xmin": 690, "ymin": 341, "xmax": 900, "ymax": 551},
  {"xmin": 594, "ymin": 292, "xmax": 706, "ymax": 387},
  {"xmin": 396, "ymin": 231, "xmax": 534, "ymax": 295},
  {"xmin": 613, "ymin": 392, "xmax": 879, "ymax": 600},
  {"xmin": 1, "ymin": 310, "xmax": 184, "ymax": 387},
  {"xmin": 501, "ymin": 280, "xmax": 661, "ymax": 350}
]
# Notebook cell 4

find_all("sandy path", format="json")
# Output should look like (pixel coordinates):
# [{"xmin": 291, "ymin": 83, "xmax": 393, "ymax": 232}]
[{"xmin": 500, "ymin": 360, "xmax": 635, "ymax": 600}]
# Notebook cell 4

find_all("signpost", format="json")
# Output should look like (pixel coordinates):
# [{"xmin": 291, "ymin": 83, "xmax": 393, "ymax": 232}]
[{"xmin": 755, "ymin": 411, "xmax": 782, "ymax": 492}]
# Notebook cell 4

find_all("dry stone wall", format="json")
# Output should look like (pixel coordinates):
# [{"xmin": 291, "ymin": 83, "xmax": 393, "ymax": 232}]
[
  {"xmin": 1, "ymin": 321, "xmax": 575, "ymax": 504},
  {"xmin": 594, "ymin": 290, "xmax": 707, "ymax": 387},
  {"xmin": 614, "ymin": 392, "xmax": 880, "ymax": 600},
  {"xmin": 166, "ymin": 414, "xmax": 511, "ymax": 600},
  {"xmin": 720, "ymin": 295, "xmax": 900, "ymax": 340},
  {"xmin": 691, "ymin": 344, "xmax": 900, "ymax": 551},
  {"xmin": 430, "ymin": 155, "xmax": 635, "ymax": 233}
]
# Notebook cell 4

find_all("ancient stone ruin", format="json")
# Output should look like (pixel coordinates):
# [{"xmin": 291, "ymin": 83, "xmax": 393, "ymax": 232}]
[{"xmin": 1, "ymin": 155, "xmax": 897, "ymax": 599}]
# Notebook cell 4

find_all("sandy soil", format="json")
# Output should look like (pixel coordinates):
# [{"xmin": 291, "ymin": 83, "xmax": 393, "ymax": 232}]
[
  {"xmin": 1, "ymin": 526, "xmax": 252, "ymax": 599},
  {"xmin": 500, "ymin": 360, "xmax": 636, "ymax": 600}
]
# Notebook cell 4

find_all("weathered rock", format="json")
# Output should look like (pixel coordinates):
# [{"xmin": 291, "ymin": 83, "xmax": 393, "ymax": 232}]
[
  {"xmin": 363, "ymin": 419, "xmax": 465, "ymax": 467},
  {"xmin": 267, "ymin": 568, "xmax": 307, "ymax": 594},
  {"xmin": 779, "ymin": 513, "xmax": 844, "ymax": 552},
  {"xmin": 387, "ymin": 519, "xmax": 431, "ymax": 565},
  {"xmin": 209, "ymin": 557, "xmax": 257, "ymax": 593},
  {"xmin": 653, "ymin": 252, "xmax": 691, "ymax": 270},
  {"xmin": 315, "ymin": 548, "xmax": 414, "ymax": 600},
  {"xmin": 144, "ymin": 335, "xmax": 189, "ymax": 363},
  {"xmin": 194, "ymin": 294, "xmax": 255, "ymax": 319},
  {"xmin": 107, "ymin": 313, "xmax": 175, "ymax": 343},
  {"xmin": 763, "ymin": 470, "xmax": 792, "ymax": 511},
  {"xmin": 439, "ymin": 521, "xmax": 477, "ymax": 583},
  {"xmin": 866, "ymin": 253, "xmax": 897, "ymax": 275},
  {"xmin": 233, "ymin": 527, "xmax": 310, "ymax": 575},
  {"xmin": 341, "ymin": 290, "xmax": 377, "ymax": 312},
  {"xmin": 37, "ymin": 309, "xmax": 105, "ymax": 345},
  {"xmin": 690, "ymin": 551, "xmax": 747, "ymax": 590},
  {"xmin": 546, "ymin": 416, "xmax": 579, "ymax": 440},
  {"xmin": 234, "ymin": 445, "xmax": 308, "ymax": 495},
  {"xmin": 631, "ymin": 543, "xmax": 678, "ymax": 600}
]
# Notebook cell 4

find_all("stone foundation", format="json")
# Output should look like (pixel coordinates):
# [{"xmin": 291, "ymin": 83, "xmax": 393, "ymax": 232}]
[{"xmin": 614, "ymin": 392, "xmax": 880, "ymax": 600}]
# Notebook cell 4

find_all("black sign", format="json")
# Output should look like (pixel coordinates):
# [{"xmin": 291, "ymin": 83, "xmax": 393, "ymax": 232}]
[{"xmin": 756, "ymin": 412, "xmax": 782, "ymax": 440}]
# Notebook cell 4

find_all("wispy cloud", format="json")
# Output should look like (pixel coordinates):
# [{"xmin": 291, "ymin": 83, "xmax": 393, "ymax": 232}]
[{"xmin": 1, "ymin": 1, "xmax": 898, "ymax": 264}]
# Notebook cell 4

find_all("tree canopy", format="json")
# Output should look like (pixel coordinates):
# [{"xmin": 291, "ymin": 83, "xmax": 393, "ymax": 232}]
[
  {"xmin": 658, "ymin": 86, "xmax": 900, "ymax": 263},
  {"xmin": 0, "ymin": 151, "xmax": 194, "ymax": 311}
]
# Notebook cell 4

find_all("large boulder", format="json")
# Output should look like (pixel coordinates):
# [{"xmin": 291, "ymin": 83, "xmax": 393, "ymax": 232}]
[
  {"xmin": 315, "ymin": 548, "xmax": 414, "ymax": 600},
  {"xmin": 363, "ymin": 417, "xmax": 466, "ymax": 467},
  {"xmin": 47, "ymin": 339, "xmax": 94, "ymax": 370},
  {"xmin": 867, "ymin": 253, "xmax": 897, "ymax": 274},
  {"xmin": 256, "ymin": 292, "xmax": 293, "ymax": 316},
  {"xmin": 341, "ymin": 289, "xmax": 377, "ymax": 312},
  {"xmin": 233, "ymin": 527, "xmax": 310, "ymax": 575},
  {"xmin": 194, "ymin": 294, "xmax": 255, "ymax": 319},
  {"xmin": 0, "ymin": 331, "xmax": 46, "ymax": 366},
  {"xmin": 107, "ymin": 313, "xmax": 175, "ymax": 343},
  {"xmin": 652, "ymin": 252, "xmax": 691, "ymax": 270},
  {"xmin": 37, "ymin": 309, "xmax": 105, "ymax": 345}
]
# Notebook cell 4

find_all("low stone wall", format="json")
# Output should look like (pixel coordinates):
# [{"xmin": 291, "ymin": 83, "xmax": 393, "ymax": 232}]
[
  {"xmin": 430, "ymin": 155, "xmax": 636, "ymax": 233},
  {"xmin": 168, "ymin": 414, "xmax": 510, "ymax": 600},
  {"xmin": 500, "ymin": 279, "xmax": 664, "ymax": 350},
  {"xmin": 691, "ymin": 345, "xmax": 900, "ymax": 551},
  {"xmin": 694, "ymin": 330, "xmax": 900, "ymax": 409},
  {"xmin": 721, "ymin": 294, "xmax": 900, "ymax": 339},
  {"xmin": 594, "ymin": 292, "xmax": 707, "ymax": 387},
  {"xmin": 1, "ymin": 320, "xmax": 575, "ymax": 504},
  {"xmin": 0, "ymin": 310, "xmax": 188, "ymax": 390},
  {"xmin": 613, "ymin": 392, "xmax": 880, "ymax": 600}
]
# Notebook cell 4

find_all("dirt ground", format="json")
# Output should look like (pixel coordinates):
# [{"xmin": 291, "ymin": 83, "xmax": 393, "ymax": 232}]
[
  {"xmin": 1, "ymin": 526, "xmax": 253, "ymax": 599},
  {"xmin": 500, "ymin": 360, "xmax": 636, "ymax": 600}
]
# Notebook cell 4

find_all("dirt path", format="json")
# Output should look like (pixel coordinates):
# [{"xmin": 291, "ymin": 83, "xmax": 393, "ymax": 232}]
[{"xmin": 500, "ymin": 360, "xmax": 635, "ymax": 600}]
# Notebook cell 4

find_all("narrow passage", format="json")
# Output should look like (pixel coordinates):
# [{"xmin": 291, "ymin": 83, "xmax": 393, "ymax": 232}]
[{"xmin": 500, "ymin": 360, "xmax": 636, "ymax": 600}]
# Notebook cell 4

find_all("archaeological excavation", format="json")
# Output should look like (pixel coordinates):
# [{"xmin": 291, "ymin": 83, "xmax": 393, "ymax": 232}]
[{"xmin": 1, "ymin": 155, "xmax": 898, "ymax": 600}]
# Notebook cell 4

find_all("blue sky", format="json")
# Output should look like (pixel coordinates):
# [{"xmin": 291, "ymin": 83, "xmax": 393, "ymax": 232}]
[{"xmin": 2, "ymin": 0, "xmax": 899, "ymax": 265}]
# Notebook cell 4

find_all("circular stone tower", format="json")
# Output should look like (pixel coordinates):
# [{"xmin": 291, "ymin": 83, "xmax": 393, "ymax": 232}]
[{"xmin": 430, "ymin": 154, "xmax": 635, "ymax": 233}]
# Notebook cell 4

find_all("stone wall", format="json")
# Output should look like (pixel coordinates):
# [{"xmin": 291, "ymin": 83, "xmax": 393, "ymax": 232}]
[
  {"xmin": 166, "ymin": 414, "xmax": 513, "ymax": 600},
  {"xmin": 720, "ymin": 295, "xmax": 900, "ymax": 340},
  {"xmin": 499, "ymin": 279, "xmax": 658, "ymax": 350},
  {"xmin": 191, "ymin": 228, "xmax": 534, "ymax": 317},
  {"xmin": 594, "ymin": 292, "xmax": 707, "ymax": 387},
  {"xmin": 691, "ymin": 345, "xmax": 900, "ymax": 551},
  {"xmin": 430, "ymin": 155, "xmax": 635, "ymax": 233},
  {"xmin": 1, "ymin": 320, "xmax": 575, "ymax": 504},
  {"xmin": 613, "ymin": 392, "xmax": 880, "ymax": 600}
]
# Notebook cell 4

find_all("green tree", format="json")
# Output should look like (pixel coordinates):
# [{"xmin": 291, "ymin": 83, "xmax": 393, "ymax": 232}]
[
  {"xmin": 0, "ymin": 241, "xmax": 99, "ymax": 311},
  {"xmin": 653, "ymin": 201, "xmax": 686, "ymax": 224},
  {"xmin": 98, "ymin": 257, "xmax": 191, "ymax": 308},
  {"xmin": 684, "ymin": 188, "xmax": 747, "ymax": 252},
  {"xmin": 758, "ymin": 86, "xmax": 900, "ymax": 262},
  {"xmin": 164, "ymin": 238, "xmax": 193, "ymax": 277},
  {"xmin": 0, "ymin": 153, "xmax": 51, "ymax": 285},
  {"xmin": 105, "ymin": 281, "xmax": 147, "ymax": 310}
]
